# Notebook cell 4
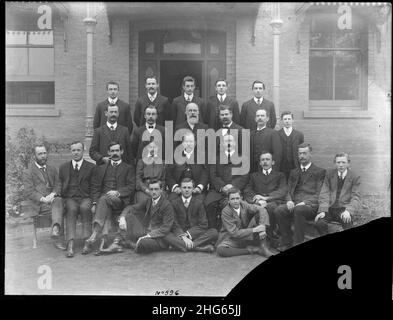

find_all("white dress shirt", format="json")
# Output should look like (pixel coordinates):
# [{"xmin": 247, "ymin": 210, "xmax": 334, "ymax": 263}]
[
  {"xmin": 338, "ymin": 169, "xmax": 348, "ymax": 179},
  {"xmin": 152, "ymin": 195, "xmax": 161, "ymax": 206},
  {"xmin": 254, "ymin": 96, "xmax": 264, "ymax": 105},
  {"xmin": 283, "ymin": 127, "xmax": 293, "ymax": 136},
  {"xmin": 111, "ymin": 159, "xmax": 122, "ymax": 166},
  {"xmin": 72, "ymin": 159, "xmax": 83, "ymax": 170},
  {"xmin": 217, "ymin": 93, "xmax": 227, "ymax": 103},
  {"xmin": 146, "ymin": 122, "xmax": 156, "ymax": 133},
  {"xmin": 35, "ymin": 162, "xmax": 47, "ymax": 171},
  {"xmin": 263, "ymin": 168, "xmax": 272, "ymax": 175},
  {"xmin": 148, "ymin": 92, "xmax": 157, "ymax": 102},
  {"xmin": 300, "ymin": 162, "xmax": 312, "ymax": 172},
  {"xmin": 233, "ymin": 207, "xmax": 241, "ymax": 217},
  {"xmin": 184, "ymin": 93, "xmax": 194, "ymax": 101},
  {"xmin": 107, "ymin": 121, "xmax": 118, "ymax": 130},
  {"xmin": 108, "ymin": 97, "xmax": 118, "ymax": 105}
]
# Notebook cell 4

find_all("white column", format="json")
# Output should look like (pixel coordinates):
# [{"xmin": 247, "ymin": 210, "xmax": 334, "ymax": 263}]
[
  {"xmin": 269, "ymin": 3, "xmax": 283, "ymax": 128},
  {"xmin": 83, "ymin": 3, "xmax": 97, "ymax": 153}
]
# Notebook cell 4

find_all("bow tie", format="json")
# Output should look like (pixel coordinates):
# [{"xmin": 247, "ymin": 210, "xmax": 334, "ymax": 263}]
[
  {"xmin": 148, "ymin": 125, "xmax": 154, "ymax": 129},
  {"xmin": 222, "ymin": 125, "xmax": 229, "ymax": 129}
]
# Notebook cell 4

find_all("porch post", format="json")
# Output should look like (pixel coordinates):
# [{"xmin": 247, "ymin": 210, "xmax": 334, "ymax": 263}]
[
  {"xmin": 269, "ymin": 3, "xmax": 283, "ymax": 128},
  {"xmin": 83, "ymin": 3, "xmax": 97, "ymax": 155}
]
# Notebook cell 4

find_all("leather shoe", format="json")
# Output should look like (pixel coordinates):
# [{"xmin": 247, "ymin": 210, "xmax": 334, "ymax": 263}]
[
  {"xmin": 51, "ymin": 225, "xmax": 60, "ymax": 239},
  {"xmin": 99, "ymin": 242, "xmax": 123, "ymax": 255},
  {"xmin": 258, "ymin": 240, "xmax": 276, "ymax": 258},
  {"xmin": 194, "ymin": 244, "xmax": 214, "ymax": 253},
  {"xmin": 53, "ymin": 241, "xmax": 67, "ymax": 251},
  {"xmin": 81, "ymin": 240, "xmax": 92, "ymax": 255},
  {"xmin": 65, "ymin": 240, "xmax": 74, "ymax": 258}
]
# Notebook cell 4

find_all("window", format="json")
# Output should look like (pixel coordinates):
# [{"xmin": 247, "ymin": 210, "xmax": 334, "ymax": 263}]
[
  {"xmin": 6, "ymin": 5, "xmax": 55, "ymax": 108},
  {"xmin": 309, "ymin": 11, "xmax": 368, "ymax": 110}
]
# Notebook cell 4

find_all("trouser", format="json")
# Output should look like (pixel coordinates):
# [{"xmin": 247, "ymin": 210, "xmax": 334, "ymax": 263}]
[
  {"xmin": 117, "ymin": 211, "xmax": 168, "ymax": 254},
  {"xmin": 39, "ymin": 196, "xmax": 63, "ymax": 229},
  {"xmin": 163, "ymin": 228, "xmax": 219, "ymax": 252},
  {"xmin": 314, "ymin": 207, "xmax": 353, "ymax": 235},
  {"xmin": 64, "ymin": 197, "xmax": 92, "ymax": 241},
  {"xmin": 94, "ymin": 195, "xmax": 124, "ymax": 235},
  {"xmin": 275, "ymin": 204, "xmax": 317, "ymax": 246}
]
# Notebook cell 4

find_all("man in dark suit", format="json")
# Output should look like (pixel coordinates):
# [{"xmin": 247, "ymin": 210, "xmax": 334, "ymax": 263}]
[
  {"xmin": 216, "ymin": 187, "xmax": 275, "ymax": 258},
  {"xmin": 58, "ymin": 141, "xmax": 95, "ymax": 258},
  {"xmin": 240, "ymin": 80, "xmax": 276, "ymax": 130},
  {"xmin": 93, "ymin": 81, "xmax": 133, "ymax": 134},
  {"xmin": 22, "ymin": 144, "xmax": 64, "ymax": 249},
  {"xmin": 205, "ymin": 134, "xmax": 249, "ymax": 230},
  {"xmin": 171, "ymin": 76, "xmax": 206, "ymax": 127},
  {"xmin": 217, "ymin": 104, "xmax": 244, "ymax": 154},
  {"xmin": 274, "ymin": 143, "xmax": 326, "ymax": 250},
  {"xmin": 244, "ymin": 151, "xmax": 287, "ymax": 248},
  {"xmin": 131, "ymin": 105, "xmax": 166, "ymax": 160},
  {"xmin": 250, "ymin": 109, "xmax": 282, "ymax": 173},
  {"xmin": 103, "ymin": 179, "xmax": 175, "ymax": 254},
  {"xmin": 89, "ymin": 104, "xmax": 134, "ymax": 165},
  {"xmin": 166, "ymin": 132, "xmax": 208, "ymax": 202},
  {"xmin": 278, "ymin": 111, "xmax": 304, "ymax": 180},
  {"xmin": 206, "ymin": 79, "xmax": 240, "ymax": 130},
  {"xmin": 314, "ymin": 152, "xmax": 361, "ymax": 235},
  {"xmin": 134, "ymin": 76, "xmax": 171, "ymax": 127},
  {"xmin": 84, "ymin": 142, "xmax": 135, "ymax": 254},
  {"xmin": 164, "ymin": 178, "xmax": 218, "ymax": 253}
]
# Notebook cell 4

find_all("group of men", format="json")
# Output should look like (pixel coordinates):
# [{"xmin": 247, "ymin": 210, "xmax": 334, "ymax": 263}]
[{"xmin": 22, "ymin": 76, "xmax": 362, "ymax": 259}]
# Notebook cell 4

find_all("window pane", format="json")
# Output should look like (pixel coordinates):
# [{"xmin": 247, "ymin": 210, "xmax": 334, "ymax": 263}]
[
  {"xmin": 335, "ymin": 51, "xmax": 360, "ymax": 100},
  {"xmin": 6, "ymin": 30, "xmax": 27, "ymax": 44},
  {"xmin": 309, "ymin": 51, "xmax": 334, "ymax": 100},
  {"xmin": 335, "ymin": 30, "xmax": 361, "ymax": 48},
  {"xmin": 145, "ymin": 41, "xmax": 154, "ymax": 54},
  {"xmin": 163, "ymin": 30, "xmax": 202, "ymax": 55},
  {"xmin": 6, "ymin": 81, "xmax": 54, "ymax": 104},
  {"xmin": 310, "ymin": 33, "xmax": 333, "ymax": 48},
  {"xmin": 6, "ymin": 47, "xmax": 28, "ymax": 75},
  {"xmin": 28, "ymin": 30, "xmax": 53, "ymax": 45},
  {"xmin": 29, "ymin": 48, "xmax": 54, "ymax": 75}
]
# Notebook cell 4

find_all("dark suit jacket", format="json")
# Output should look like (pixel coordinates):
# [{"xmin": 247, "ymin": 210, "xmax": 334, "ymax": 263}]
[
  {"xmin": 166, "ymin": 153, "xmax": 209, "ymax": 191},
  {"xmin": 318, "ymin": 169, "xmax": 361, "ymax": 216},
  {"xmin": 206, "ymin": 95, "xmax": 240, "ymax": 130},
  {"xmin": 136, "ymin": 159, "xmax": 166, "ymax": 192},
  {"xmin": 205, "ymin": 157, "xmax": 249, "ymax": 206},
  {"xmin": 134, "ymin": 94, "xmax": 171, "ymax": 127},
  {"xmin": 216, "ymin": 122, "xmax": 244, "ymax": 155},
  {"xmin": 171, "ymin": 196, "xmax": 208, "ymax": 239},
  {"xmin": 171, "ymin": 95, "xmax": 206, "ymax": 127},
  {"xmin": 287, "ymin": 163, "xmax": 326, "ymax": 209},
  {"xmin": 121, "ymin": 195, "xmax": 174, "ymax": 238},
  {"xmin": 93, "ymin": 98, "xmax": 133, "ymax": 134},
  {"xmin": 91, "ymin": 161, "xmax": 136, "ymax": 206},
  {"xmin": 57, "ymin": 160, "xmax": 95, "ymax": 199},
  {"xmin": 89, "ymin": 124, "xmax": 133, "ymax": 165},
  {"xmin": 22, "ymin": 162, "xmax": 61, "ymax": 210},
  {"xmin": 130, "ymin": 124, "xmax": 166, "ymax": 159},
  {"xmin": 240, "ymin": 98, "xmax": 276, "ymax": 130},
  {"xmin": 244, "ymin": 170, "xmax": 287, "ymax": 204},
  {"xmin": 250, "ymin": 127, "xmax": 282, "ymax": 172},
  {"xmin": 278, "ymin": 128, "xmax": 304, "ymax": 169}
]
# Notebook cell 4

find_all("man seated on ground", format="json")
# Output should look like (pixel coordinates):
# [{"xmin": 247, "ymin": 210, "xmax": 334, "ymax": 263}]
[
  {"xmin": 103, "ymin": 179, "xmax": 175, "ymax": 254},
  {"xmin": 314, "ymin": 152, "xmax": 361, "ymax": 235},
  {"xmin": 83, "ymin": 141, "xmax": 135, "ymax": 255},
  {"xmin": 216, "ymin": 188, "xmax": 275, "ymax": 258},
  {"xmin": 274, "ymin": 143, "xmax": 325, "ymax": 251},
  {"xmin": 244, "ymin": 151, "xmax": 287, "ymax": 248},
  {"xmin": 22, "ymin": 144, "xmax": 65, "ymax": 250},
  {"xmin": 164, "ymin": 178, "xmax": 218, "ymax": 253}
]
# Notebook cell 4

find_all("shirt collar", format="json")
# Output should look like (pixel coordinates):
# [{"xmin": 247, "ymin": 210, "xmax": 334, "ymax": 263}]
[
  {"xmin": 184, "ymin": 149, "xmax": 194, "ymax": 158},
  {"xmin": 263, "ymin": 168, "xmax": 272, "ymax": 175},
  {"xmin": 217, "ymin": 93, "xmax": 226, "ymax": 101},
  {"xmin": 283, "ymin": 127, "xmax": 293, "ymax": 136},
  {"xmin": 184, "ymin": 93, "xmax": 194, "ymax": 101},
  {"xmin": 187, "ymin": 121, "xmax": 195, "ymax": 129},
  {"xmin": 225, "ymin": 150, "xmax": 235, "ymax": 157},
  {"xmin": 35, "ymin": 162, "xmax": 46, "ymax": 170},
  {"xmin": 256, "ymin": 125, "xmax": 266, "ymax": 131},
  {"xmin": 233, "ymin": 207, "xmax": 241, "ymax": 216},
  {"xmin": 182, "ymin": 195, "xmax": 192, "ymax": 203},
  {"xmin": 108, "ymin": 97, "xmax": 118, "ymax": 104},
  {"xmin": 338, "ymin": 169, "xmax": 348, "ymax": 179},
  {"xmin": 254, "ymin": 96, "xmax": 264, "ymax": 104},
  {"xmin": 107, "ymin": 121, "xmax": 118, "ymax": 130},
  {"xmin": 111, "ymin": 159, "xmax": 122, "ymax": 166},
  {"xmin": 222, "ymin": 121, "xmax": 233, "ymax": 128},
  {"xmin": 72, "ymin": 159, "xmax": 83, "ymax": 168},
  {"xmin": 148, "ymin": 92, "xmax": 157, "ymax": 101},
  {"xmin": 152, "ymin": 195, "xmax": 161, "ymax": 205},
  {"xmin": 300, "ymin": 162, "xmax": 312, "ymax": 171},
  {"xmin": 146, "ymin": 122, "xmax": 156, "ymax": 130}
]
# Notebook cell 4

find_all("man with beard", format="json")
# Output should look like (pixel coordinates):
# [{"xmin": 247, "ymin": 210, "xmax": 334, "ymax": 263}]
[
  {"xmin": 93, "ymin": 81, "xmax": 133, "ymax": 134},
  {"xmin": 89, "ymin": 104, "xmax": 134, "ymax": 165},
  {"xmin": 277, "ymin": 111, "xmax": 304, "ymax": 180},
  {"xmin": 205, "ymin": 134, "xmax": 249, "ymax": 230},
  {"xmin": 83, "ymin": 142, "xmax": 135, "ymax": 255},
  {"xmin": 217, "ymin": 104, "xmax": 244, "ymax": 154},
  {"xmin": 131, "ymin": 105, "xmax": 166, "ymax": 160},
  {"xmin": 134, "ymin": 76, "xmax": 171, "ymax": 127},
  {"xmin": 250, "ymin": 109, "xmax": 282, "ymax": 173},
  {"xmin": 240, "ymin": 80, "xmax": 276, "ymax": 131},
  {"xmin": 206, "ymin": 79, "xmax": 240, "ymax": 130},
  {"xmin": 171, "ymin": 76, "xmax": 206, "ymax": 127},
  {"xmin": 22, "ymin": 144, "xmax": 65, "ymax": 250},
  {"xmin": 274, "ymin": 143, "xmax": 325, "ymax": 251},
  {"xmin": 58, "ymin": 141, "xmax": 95, "ymax": 257},
  {"xmin": 166, "ymin": 132, "xmax": 208, "ymax": 202}
]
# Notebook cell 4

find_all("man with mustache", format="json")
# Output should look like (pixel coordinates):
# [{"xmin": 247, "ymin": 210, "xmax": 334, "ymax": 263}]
[
  {"xmin": 89, "ymin": 104, "xmax": 134, "ymax": 165},
  {"xmin": 22, "ymin": 144, "xmax": 65, "ymax": 250},
  {"xmin": 218, "ymin": 104, "xmax": 244, "ymax": 154},
  {"xmin": 84, "ymin": 141, "xmax": 135, "ymax": 255},
  {"xmin": 274, "ymin": 143, "xmax": 325, "ymax": 251},
  {"xmin": 134, "ymin": 76, "xmax": 170, "ymax": 127},
  {"xmin": 93, "ymin": 81, "xmax": 133, "ymax": 134},
  {"xmin": 250, "ymin": 109, "xmax": 282, "ymax": 173}
]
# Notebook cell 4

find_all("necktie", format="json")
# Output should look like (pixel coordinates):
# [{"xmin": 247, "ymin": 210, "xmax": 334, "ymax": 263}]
[
  {"xmin": 219, "ymin": 96, "xmax": 223, "ymax": 103},
  {"xmin": 74, "ymin": 163, "xmax": 79, "ymax": 171},
  {"xmin": 302, "ymin": 167, "xmax": 306, "ymax": 173},
  {"xmin": 110, "ymin": 125, "xmax": 115, "ymax": 131},
  {"xmin": 264, "ymin": 170, "xmax": 269, "ymax": 176},
  {"xmin": 339, "ymin": 173, "xmax": 343, "ymax": 180},
  {"xmin": 112, "ymin": 161, "xmax": 118, "ymax": 167},
  {"xmin": 40, "ymin": 166, "xmax": 46, "ymax": 173},
  {"xmin": 257, "ymin": 98, "xmax": 261, "ymax": 105},
  {"xmin": 184, "ymin": 199, "xmax": 189, "ymax": 208},
  {"xmin": 186, "ymin": 96, "xmax": 191, "ymax": 102}
]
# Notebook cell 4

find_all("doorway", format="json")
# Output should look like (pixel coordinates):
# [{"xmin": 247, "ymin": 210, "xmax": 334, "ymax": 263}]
[{"xmin": 160, "ymin": 60, "xmax": 203, "ymax": 102}]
